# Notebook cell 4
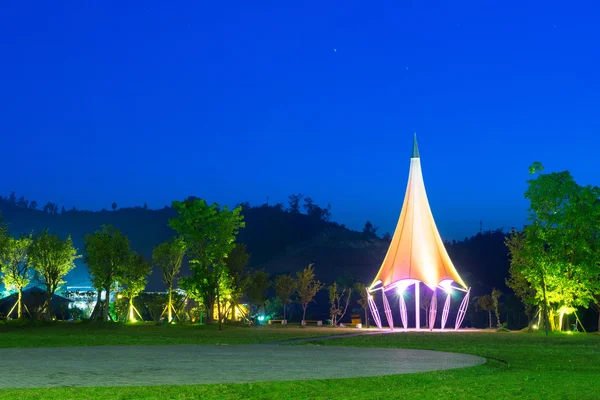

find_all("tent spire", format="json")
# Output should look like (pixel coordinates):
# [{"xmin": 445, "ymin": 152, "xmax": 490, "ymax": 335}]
[{"xmin": 412, "ymin": 133, "xmax": 420, "ymax": 158}]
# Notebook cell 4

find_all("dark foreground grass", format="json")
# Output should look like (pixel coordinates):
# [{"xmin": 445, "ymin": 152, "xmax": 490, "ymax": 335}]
[
  {"xmin": 1, "ymin": 328, "xmax": 599, "ymax": 399},
  {"xmin": 0, "ymin": 321, "xmax": 350, "ymax": 348}
]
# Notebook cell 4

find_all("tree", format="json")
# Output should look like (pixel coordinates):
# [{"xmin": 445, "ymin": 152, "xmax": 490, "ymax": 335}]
[
  {"xmin": 224, "ymin": 243, "xmax": 250, "ymax": 322},
  {"xmin": 275, "ymin": 274, "xmax": 296, "ymax": 322},
  {"xmin": 287, "ymin": 193, "xmax": 303, "ymax": 214},
  {"xmin": 29, "ymin": 201, "xmax": 38, "ymax": 210},
  {"xmin": 169, "ymin": 198, "xmax": 244, "ymax": 330},
  {"xmin": 8, "ymin": 192, "xmax": 16, "ymax": 204},
  {"xmin": 354, "ymin": 282, "xmax": 370, "ymax": 327},
  {"xmin": 382, "ymin": 232, "xmax": 392, "ymax": 241},
  {"xmin": 29, "ymin": 230, "xmax": 79, "ymax": 319},
  {"xmin": 506, "ymin": 230, "xmax": 538, "ymax": 327},
  {"xmin": 363, "ymin": 221, "xmax": 378, "ymax": 239},
  {"xmin": 17, "ymin": 196, "xmax": 28, "ymax": 208},
  {"xmin": 118, "ymin": 252, "xmax": 152, "ymax": 322},
  {"xmin": 296, "ymin": 263, "xmax": 324, "ymax": 324},
  {"xmin": 112, "ymin": 202, "xmax": 117, "ymax": 212},
  {"xmin": 476, "ymin": 294, "xmax": 495, "ymax": 328},
  {"xmin": 0, "ymin": 234, "xmax": 33, "ymax": 318},
  {"xmin": 507, "ymin": 162, "xmax": 600, "ymax": 333},
  {"xmin": 84, "ymin": 225, "xmax": 131, "ymax": 322},
  {"xmin": 152, "ymin": 237, "xmax": 186, "ymax": 322},
  {"xmin": 492, "ymin": 288, "xmax": 502, "ymax": 328},
  {"xmin": 328, "ymin": 282, "xmax": 352, "ymax": 326},
  {"xmin": 246, "ymin": 269, "xmax": 271, "ymax": 320}
]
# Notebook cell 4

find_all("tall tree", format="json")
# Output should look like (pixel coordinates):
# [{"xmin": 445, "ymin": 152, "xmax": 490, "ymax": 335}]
[
  {"xmin": 287, "ymin": 193, "xmax": 303, "ymax": 214},
  {"xmin": 296, "ymin": 263, "xmax": 324, "ymax": 324},
  {"xmin": 84, "ymin": 225, "xmax": 131, "ymax": 322},
  {"xmin": 112, "ymin": 202, "xmax": 117, "ymax": 212},
  {"xmin": 169, "ymin": 198, "xmax": 244, "ymax": 330},
  {"xmin": 354, "ymin": 282, "xmax": 370, "ymax": 327},
  {"xmin": 362, "ymin": 221, "xmax": 378, "ymax": 239},
  {"xmin": 506, "ymin": 230, "xmax": 538, "ymax": 327},
  {"xmin": 246, "ymin": 269, "xmax": 271, "ymax": 320},
  {"xmin": 29, "ymin": 230, "xmax": 79, "ymax": 319},
  {"xmin": 224, "ymin": 243, "xmax": 250, "ymax": 322},
  {"xmin": 492, "ymin": 288, "xmax": 502, "ymax": 328},
  {"xmin": 118, "ymin": 252, "xmax": 152, "ymax": 322},
  {"xmin": 275, "ymin": 274, "xmax": 296, "ymax": 322},
  {"xmin": 152, "ymin": 237, "xmax": 186, "ymax": 322},
  {"xmin": 476, "ymin": 294, "xmax": 495, "ymax": 328},
  {"xmin": 508, "ymin": 162, "xmax": 600, "ymax": 333},
  {"xmin": 0, "ymin": 234, "xmax": 33, "ymax": 318},
  {"xmin": 328, "ymin": 282, "xmax": 352, "ymax": 326}
]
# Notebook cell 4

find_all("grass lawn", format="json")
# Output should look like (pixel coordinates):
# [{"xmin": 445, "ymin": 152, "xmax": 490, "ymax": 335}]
[
  {"xmin": 1, "ymin": 325, "xmax": 599, "ymax": 399},
  {"xmin": 0, "ymin": 321, "xmax": 353, "ymax": 348}
]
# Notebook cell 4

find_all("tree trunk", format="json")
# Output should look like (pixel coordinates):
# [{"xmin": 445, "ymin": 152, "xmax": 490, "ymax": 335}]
[
  {"xmin": 597, "ymin": 311, "xmax": 600, "ymax": 332},
  {"xmin": 168, "ymin": 283, "xmax": 173, "ymax": 323},
  {"xmin": 302, "ymin": 304, "xmax": 307, "ymax": 324},
  {"xmin": 216, "ymin": 283, "xmax": 222, "ymax": 331},
  {"xmin": 283, "ymin": 303, "xmax": 286, "ymax": 321},
  {"xmin": 91, "ymin": 290, "xmax": 103, "ymax": 320},
  {"xmin": 128, "ymin": 297, "xmax": 134, "ymax": 322},
  {"xmin": 541, "ymin": 273, "xmax": 550, "ymax": 335},
  {"xmin": 365, "ymin": 307, "xmax": 369, "ymax": 328},
  {"xmin": 103, "ymin": 287, "xmax": 110, "ymax": 322},
  {"xmin": 488, "ymin": 310, "xmax": 492, "ymax": 328},
  {"xmin": 17, "ymin": 288, "xmax": 22, "ymax": 319}
]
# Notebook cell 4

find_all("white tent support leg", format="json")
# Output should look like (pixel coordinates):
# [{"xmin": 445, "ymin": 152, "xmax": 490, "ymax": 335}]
[
  {"xmin": 382, "ymin": 290, "xmax": 394, "ymax": 330},
  {"xmin": 429, "ymin": 289, "xmax": 437, "ymax": 331},
  {"xmin": 415, "ymin": 282, "xmax": 420, "ymax": 330},
  {"xmin": 399, "ymin": 293, "xmax": 408, "ymax": 329},
  {"xmin": 367, "ymin": 290, "xmax": 383, "ymax": 330},
  {"xmin": 441, "ymin": 292, "xmax": 451, "ymax": 330},
  {"xmin": 455, "ymin": 288, "xmax": 471, "ymax": 330}
]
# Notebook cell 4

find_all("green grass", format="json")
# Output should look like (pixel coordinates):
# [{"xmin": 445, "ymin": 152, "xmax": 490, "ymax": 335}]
[
  {"xmin": 0, "ymin": 320, "xmax": 350, "ymax": 348},
  {"xmin": 1, "ymin": 326, "xmax": 599, "ymax": 399}
]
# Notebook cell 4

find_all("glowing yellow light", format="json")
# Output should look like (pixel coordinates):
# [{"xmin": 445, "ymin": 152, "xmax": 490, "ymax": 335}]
[
  {"xmin": 532, "ymin": 324, "xmax": 538, "ymax": 330},
  {"xmin": 117, "ymin": 294, "xmax": 123, "ymax": 299}
]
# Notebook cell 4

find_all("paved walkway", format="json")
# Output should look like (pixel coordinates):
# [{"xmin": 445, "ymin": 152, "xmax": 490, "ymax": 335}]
[{"xmin": 0, "ymin": 343, "xmax": 484, "ymax": 388}]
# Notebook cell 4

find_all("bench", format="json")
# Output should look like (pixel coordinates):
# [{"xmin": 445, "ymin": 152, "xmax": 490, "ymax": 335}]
[
  {"xmin": 301, "ymin": 320, "xmax": 323, "ymax": 326},
  {"xmin": 268, "ymin": 319, "xmax": 287, "ymax": 325}
]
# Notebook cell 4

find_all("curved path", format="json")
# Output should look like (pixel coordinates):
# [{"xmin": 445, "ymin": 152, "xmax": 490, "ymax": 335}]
[{"xmin": 0, "ymin": 343, "xmax": 484, "ymax": 388}]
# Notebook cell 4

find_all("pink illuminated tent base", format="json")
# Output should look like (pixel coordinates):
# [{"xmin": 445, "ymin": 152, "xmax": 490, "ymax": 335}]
[{"xmin": 368, "ymin": 280, "xmax": 470, "ymax": 331}]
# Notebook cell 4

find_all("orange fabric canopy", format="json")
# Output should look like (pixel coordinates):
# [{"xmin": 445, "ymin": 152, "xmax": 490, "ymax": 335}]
[{"xmin": 370, "ymin": 136, "xmax": 467, "ymax": 290}]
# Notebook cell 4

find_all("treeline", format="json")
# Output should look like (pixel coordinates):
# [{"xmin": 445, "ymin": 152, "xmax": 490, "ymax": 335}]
[{"xmin": 0, "ymin": 197, "xmax": 375, "ymax": 328}]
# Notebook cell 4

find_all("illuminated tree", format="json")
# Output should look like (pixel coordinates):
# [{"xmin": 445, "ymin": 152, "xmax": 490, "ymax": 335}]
[
  {"xmin": 354, "ymin": 282, "xmax": 370, "ymax": 327},
  {"xmin": 296, "ymin": 263, "xmax": 323, "ymax": 324},
  {"xmin": 0, "ymin": 234, "xmax": 33, "ymax": 318},
  {"xmin": 118, "ymin": 252, "xmax": 151, "ymax": 322},
  {"xmin": 169, "ymin": 198, "xmax": 244, "ymax": 330},
  {"xmin": 152, "ymin": 237, "xmax": 186, "ymax": 322},
  {"xmin": 275, "ymin": 274, "xmax": 296, "ymax": 322},
  {"xmin": 29, "ymin": 230, "xmax": 79, "ymax": 319},
  {"xmin": 328, "ymin": 282, "xmax": 352, "ymax": 326},
  {"xmin": 246, "ymin": 269, "xmax": 271, "ymax": 319},
  {"xmin": 507, "ymin": 162, "xmax": 600, "ymax": 333},
  {"xmin": 224, "ymin": 243, "xmax": 250, "ymax": 322},
  {"xmin": 84, "ymin": 225, "xmax": 131, "ymax": 322}
]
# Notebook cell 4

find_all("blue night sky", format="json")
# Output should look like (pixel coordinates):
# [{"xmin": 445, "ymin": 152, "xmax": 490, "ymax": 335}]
[{"xmin": 1, "ymin": 1, "xmax": 599, "ymax": 240}]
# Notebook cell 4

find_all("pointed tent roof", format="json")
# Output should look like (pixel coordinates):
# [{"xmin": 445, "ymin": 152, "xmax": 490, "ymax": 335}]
[{"xmin": 370, "ymin": 135, "xmax": 467, "ymax": 290}]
